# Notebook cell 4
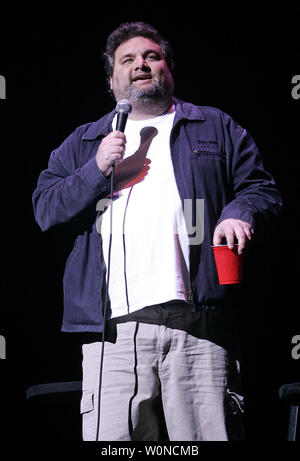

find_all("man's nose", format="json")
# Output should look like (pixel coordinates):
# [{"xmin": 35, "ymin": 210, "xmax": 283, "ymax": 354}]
[{"xmin": 135, "ymin": 57, "xmax": 150, "ymax": 71}]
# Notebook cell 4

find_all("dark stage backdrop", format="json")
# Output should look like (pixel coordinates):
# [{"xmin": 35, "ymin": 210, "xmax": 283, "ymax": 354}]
[{"xmin": 0, "ymin": 6, "xmax": 299, "ymax": 446}]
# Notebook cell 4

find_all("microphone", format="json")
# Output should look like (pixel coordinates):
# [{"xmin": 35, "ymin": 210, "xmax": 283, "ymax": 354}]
[
  {"xmin": 115, "ymin": 99, "xmax": 132, "ymax": 132},
  {"xmin": 112, "ymin": 99, "xmax": 132, "ymax": 168}
]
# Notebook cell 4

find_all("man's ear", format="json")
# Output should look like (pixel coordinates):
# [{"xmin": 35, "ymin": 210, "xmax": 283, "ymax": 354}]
[{"xmin": 109, "ymin": 76, "xmax": 113, "ymax": 90}]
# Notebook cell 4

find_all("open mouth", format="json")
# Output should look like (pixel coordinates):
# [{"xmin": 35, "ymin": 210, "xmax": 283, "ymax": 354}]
[{"xmin": 132, "ymin": 74, "xmax": 152, "ymax": 82}]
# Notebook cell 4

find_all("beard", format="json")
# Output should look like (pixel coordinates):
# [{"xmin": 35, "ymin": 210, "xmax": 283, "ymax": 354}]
[
  {"xmin": 113, "ymin": 75, "xmax": 174, "ymax": 109},
  {"xmin": 126, "ymin": 79, "xmax": 172, "ymax": 102}
]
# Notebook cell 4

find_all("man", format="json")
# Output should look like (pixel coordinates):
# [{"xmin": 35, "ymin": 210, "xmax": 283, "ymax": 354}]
[{"xmin": 32, "ymin": 22, "xmax": 282, "ymax": 441}]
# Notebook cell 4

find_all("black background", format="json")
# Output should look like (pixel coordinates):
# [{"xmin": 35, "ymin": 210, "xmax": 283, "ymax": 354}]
[{"xmin": 0, "ymin": 5, "xmax": 299, "ymax": 446}]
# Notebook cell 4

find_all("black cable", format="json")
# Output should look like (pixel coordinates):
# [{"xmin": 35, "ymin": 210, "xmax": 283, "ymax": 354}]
[
  {"xmin": 122, "ymin": 186, "xmax": 133, "ymax": 314},
  {"xmin": 95, "ymin": 166, "xmax": 115, "ymax": 441},
  {"xmin": 128, "ymin": 322, "xmax": 140, "ymax": 439}
]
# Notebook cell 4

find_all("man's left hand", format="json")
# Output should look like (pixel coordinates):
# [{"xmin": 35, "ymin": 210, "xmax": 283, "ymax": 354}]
[{"xmin": 213, "ymin": 219, "xmax": 254, "ymax": 255}]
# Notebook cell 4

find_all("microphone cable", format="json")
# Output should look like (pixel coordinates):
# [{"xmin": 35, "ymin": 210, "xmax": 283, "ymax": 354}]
[
  {"xmin": 95, "ymin": 164, "xmax": 115, "ymax": 441},
  {"xmin": 94, "ymin": 99, "xmax": 132, "ymax": 441},
  {"xmin": 122, "ymin": 187, "xmax": 133, "ymax": 315}
]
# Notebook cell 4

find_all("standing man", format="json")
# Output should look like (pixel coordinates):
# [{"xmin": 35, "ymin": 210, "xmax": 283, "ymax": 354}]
[{"xmin": 32, "ymin": 22, "xmax": 282, "ymax": 441}]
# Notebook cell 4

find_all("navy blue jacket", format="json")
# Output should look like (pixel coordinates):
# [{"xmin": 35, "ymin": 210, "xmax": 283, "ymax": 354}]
[{"xmin": 32, "ymin": 98, "xmax": 282, "ymax": 332}]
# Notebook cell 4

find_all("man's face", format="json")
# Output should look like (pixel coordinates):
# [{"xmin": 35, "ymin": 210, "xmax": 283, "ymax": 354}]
[{"xmin": 110, "ymin": 36, "xmax": 174, "ymax": 103}]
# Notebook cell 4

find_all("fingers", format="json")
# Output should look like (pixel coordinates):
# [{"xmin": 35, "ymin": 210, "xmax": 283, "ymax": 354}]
[
  {"xmin": 212, "ymin": 229, "xmax": 223, "ymax": 246},
  {"xmin": 234, "ymin": 224, "xmax": 247, "ymax": 254},
  {"xmin": 103, "ymin": 131, "xmax": 126, "ymax": 155},
  {"xmin": 96, "ymin": 131, "xmax": 126, "ymax": 176},
  {"xmin": 213, "ymin": 219, "xmax": 254, "ymax": 254}
]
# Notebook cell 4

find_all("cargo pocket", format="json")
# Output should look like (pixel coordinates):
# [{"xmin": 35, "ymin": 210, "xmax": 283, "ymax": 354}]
[
  {"xmin": 80, "ymin": 390, "xmax": 96, "ymax": 441},
  {"xmin": 80, "ymin": 390, "xmax": 94, "ymax": 414}
]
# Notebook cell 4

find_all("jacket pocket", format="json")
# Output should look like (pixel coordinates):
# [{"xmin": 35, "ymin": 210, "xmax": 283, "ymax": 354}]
[
  {"xmin": 192, "ymin": 149, "xmax": 226, "ymax": 160},
  {"xmin": 64, "ymin": 240, "xmax": 80, "ymax": 276}
]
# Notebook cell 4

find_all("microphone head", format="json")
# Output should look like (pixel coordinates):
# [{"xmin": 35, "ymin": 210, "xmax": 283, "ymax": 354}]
[{"xmin": 116, "ymin": 99, "xmax": 132, "ymax": 114}]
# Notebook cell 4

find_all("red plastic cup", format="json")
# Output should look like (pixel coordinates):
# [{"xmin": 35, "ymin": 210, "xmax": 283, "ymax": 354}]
[{"xmin": 211, "ymin": 244, "xmax": 244, "ymax": 285}]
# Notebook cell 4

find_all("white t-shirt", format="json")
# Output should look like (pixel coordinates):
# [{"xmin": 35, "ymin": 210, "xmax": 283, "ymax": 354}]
[{"xmin": 99, "ymin": 108, "xmax": 191, "ymax": 318}]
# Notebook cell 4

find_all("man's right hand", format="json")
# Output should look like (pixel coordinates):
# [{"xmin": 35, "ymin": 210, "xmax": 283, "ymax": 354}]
[{"xmin": 96, "ymin": 131, "xmax": 126, "ymax": 177}]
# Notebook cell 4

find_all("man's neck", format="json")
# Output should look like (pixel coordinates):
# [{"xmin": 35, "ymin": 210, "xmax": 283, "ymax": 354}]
[{"xmin": 128, "ymin": 97, "xmax": 174, "ymax": 121}]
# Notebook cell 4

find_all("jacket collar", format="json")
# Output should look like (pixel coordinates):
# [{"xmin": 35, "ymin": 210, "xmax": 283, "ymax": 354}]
[
  {"xmin": 82, "ymin": 97, "xmax": 205, "ymax": 140},
  {"xmin": 82, "ymin": 110, "xmax": 116, "ymax": 140},
  {"xmin": 173, "ymin": 97, "xmax": 205, "ymax": 122}
]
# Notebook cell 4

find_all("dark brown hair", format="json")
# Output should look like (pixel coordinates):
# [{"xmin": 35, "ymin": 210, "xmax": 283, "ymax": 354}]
[{"xmin": 103, "ymin": 21, "xmax": 175, "ymax": 83}]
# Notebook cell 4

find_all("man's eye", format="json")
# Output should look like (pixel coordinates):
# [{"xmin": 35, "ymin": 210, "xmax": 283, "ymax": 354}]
[
  {"xmin": 123, "ymin": 58, "xmax": 134, "ymax": 64},
  {"xmin": 147, "ymin": 54, "xmax": 159, "ymax": 61}
]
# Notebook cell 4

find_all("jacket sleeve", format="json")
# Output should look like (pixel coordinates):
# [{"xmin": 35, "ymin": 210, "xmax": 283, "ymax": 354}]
[
  {"xmin": 32, "ymin": 127, "xmax": 111, "ymax": 231},
  {"xmin": 216, "ymin": 115, "xmax": 282, "ymax": 230}
]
